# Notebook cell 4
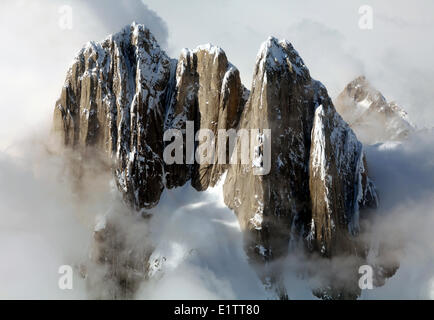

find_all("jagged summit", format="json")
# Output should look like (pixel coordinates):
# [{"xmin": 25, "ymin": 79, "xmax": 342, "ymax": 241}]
[
  {"xmin": 335, "ymin": 76, "xmax": 414, "ymax": 144},
  {"xmin": 52, "ymin": 25, "xmax": 395, "ymax": 299},
  {"xmin": 224, "ymin": 37, "xmax": 378, "ymax": 262},
  {"xmin": 255, "ymin": 37, "xmax": 310, "ymax": 79}
]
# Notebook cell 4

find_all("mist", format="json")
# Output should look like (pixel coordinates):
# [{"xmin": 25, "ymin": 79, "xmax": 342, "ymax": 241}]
[
  {"xmin": 360, "ymin": 132, "xmax": 434, "ymax": 299},
  {"xmin": 0, "ymin": 137, "xmax": 267, "ymax": 299},
  {"xmin": 0, "ymin": 136, "xmax": 95, "ymax": 299},
  {"xmin": 0, "ymin": 0, "xmax": 433, "ymax": 300},
  {"xmin": 1, "ymin": 128, "xmax": 434, "ymax": 299},
  {"xmin": 137, "ymin": 175, "xmax": 268, "ymax": 299}
]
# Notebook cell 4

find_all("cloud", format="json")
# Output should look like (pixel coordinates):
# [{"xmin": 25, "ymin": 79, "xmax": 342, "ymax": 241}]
[
  {"xmin": 0, "ymin": 134, "xmax": 267, "ymax": 299},
  {"xmin": 144, "ymin": 0, "xmax": 434, "ymax": 128},
  {"xmin": 136, "ymin": 176, "xmax": 267, "ymax": 299},
  {"xmin": 77, "ymin": 0, "xmax": 169, "ymax": 48},
  {"xmin": 359, "ymin": 131, "xmax": 434, "ymax": 299},
  {"xmin": 0, "ymin": 136, "xmax": 94, "ymax": 299},
  {"xmin": 1, "ymin": 128, "xmax": 434, "ymax": 299}
]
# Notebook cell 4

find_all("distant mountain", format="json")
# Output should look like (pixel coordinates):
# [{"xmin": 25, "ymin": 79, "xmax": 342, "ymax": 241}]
[
  {"xmin": 52, "ymin": 24, "xmax": 396, "ymax": 299},
  {"xmin": 334, "ymin": 76, "xmax": 414, "ymax": 145}
]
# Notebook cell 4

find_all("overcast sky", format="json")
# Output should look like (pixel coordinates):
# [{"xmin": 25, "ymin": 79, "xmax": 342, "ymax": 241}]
[{"xmin": 146, "ymin": 0, "xmax": 434, "ymax": 127}]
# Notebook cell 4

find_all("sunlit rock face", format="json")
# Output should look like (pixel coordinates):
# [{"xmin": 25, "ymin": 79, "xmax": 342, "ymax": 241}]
[
  {"xmin": 53, "ymin": 24, "xmax": 394, "ymax": 299},
  {"xmin": 165, "ymin": 44, "xmax": 247, "ymax": 191},
  {"xmin": 222, "ymin": 38, "xmax": 382, "ymax": 298}
]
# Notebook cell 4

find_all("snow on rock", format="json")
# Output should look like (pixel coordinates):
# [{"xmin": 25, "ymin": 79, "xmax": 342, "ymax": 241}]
[
  {"xmin": 309, "ymin": 99, "xmax": 379, "ymax": 258},
  {"xmin": 334, "ymin": 76, "xmax": 415, "ymax": 144},
  {"xmin": 224, "ymin": 36, "xmax": 382, "ymax": 299},
  {"xmin": 53, "ymin": 23, "xmax": 172, "ymax": 209},
  {"xmin": 53, "ymin": 27, "xmax": 386, "ymax": 300},
  {"xmin": 140, "ymin": 172, "xmax": 266, "ymax": 299}
]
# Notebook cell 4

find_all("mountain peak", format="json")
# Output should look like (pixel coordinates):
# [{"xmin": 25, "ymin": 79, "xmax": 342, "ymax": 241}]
[
  {"xmin": 255, "ymin": 37, "xmax": 309, "ymax": 79},
  {"xmin": 335, "ymin": 76, "xmax": 414, "ymax": 144}
]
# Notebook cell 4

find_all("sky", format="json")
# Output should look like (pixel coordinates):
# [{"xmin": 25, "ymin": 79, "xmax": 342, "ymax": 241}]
[
  {"xmin": 0, "ymin": 0, "xmax": 434, "ymax": 299},
  {"xmin": 145, "ymin": 0, "xmax": 434, "ymax": 127}
]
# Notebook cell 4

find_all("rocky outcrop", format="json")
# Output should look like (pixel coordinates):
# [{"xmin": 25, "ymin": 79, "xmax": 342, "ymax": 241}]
[
  {"xmin": 53, "ymin": 24, "xmax": 392, "ymax": 299},
  {"xmin": 223, "ymin": 37, "xmax": 378, "ymax": 267},
  {"xmin": 309, "ymin": 102, "xmax": 378, "ymax": 256},
  {"xmin": 223, "ymin": 38, "xmax": 318, "ymax": 263},
  {"xmin": 53, "ymin": 23, "xmax": 173, "ymax": 209},
  {"xmin": 164, "ymin": 44, "xmax": 246, "ymax": 190},
  {"xmin": 53, "ymin": 23, "xmax": 246, "ymax": 209},
  {"xmin": 334, "ymin": 76, "xmax": 414, "ymax": 144},
  {"xmin": 53, "ymin": 24, "xmax": 247, "ymax": 298}
]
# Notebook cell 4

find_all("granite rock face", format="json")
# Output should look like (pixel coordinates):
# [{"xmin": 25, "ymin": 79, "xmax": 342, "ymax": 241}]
[
  {"xmin": 53, "ymin": 23, "xmax": 245, "ymax": 209},
  {"xmin": 223, "ymin": 37, "xmax": 378, "ymax": 266},
  {"xmin": 53, "ymin": 24, "xmax": 392, "ymax": 299},
  {"xmin": 334, "ymin": 76, "xmax": 414, "ymax": 144},
  {"xmin": 164, "ymin": 44, "xmax": 246, "ymax": 191},
  {"xmin": 309, "ymin": 102, "xmax": 378, "ymax": 256},
  {"xmin": 53, "ymin": 23, "xmax": 173, "ymax": 209},
  {"xmin": 223, "ymin": 38, "xmax": 318, "ymax": 263}
]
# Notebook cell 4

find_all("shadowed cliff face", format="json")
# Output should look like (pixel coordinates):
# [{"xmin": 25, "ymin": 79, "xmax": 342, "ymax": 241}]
[
  {"xmin": 224, "ymin": 38, "xmax": 316, "ymax": 272},
  {"xmin": 52, "ymin": 24, "xmax": 394, "ymax": 299}
]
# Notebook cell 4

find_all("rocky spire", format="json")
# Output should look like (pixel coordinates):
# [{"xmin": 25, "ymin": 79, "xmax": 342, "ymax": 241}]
[
  {"xmin": 223, "ymin": 37, "xmax": 378, "ymax": 260},
  {"xmin": 222, "ymin": 37, "xmax": 384, "ymax": 298},
  {"xmin": 164, "ymin": 44, "xmax": 247, "ymax": 190},
  {"xmin": 53, "ymin": 23, "xmax": 247, "ymax": 209}
]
